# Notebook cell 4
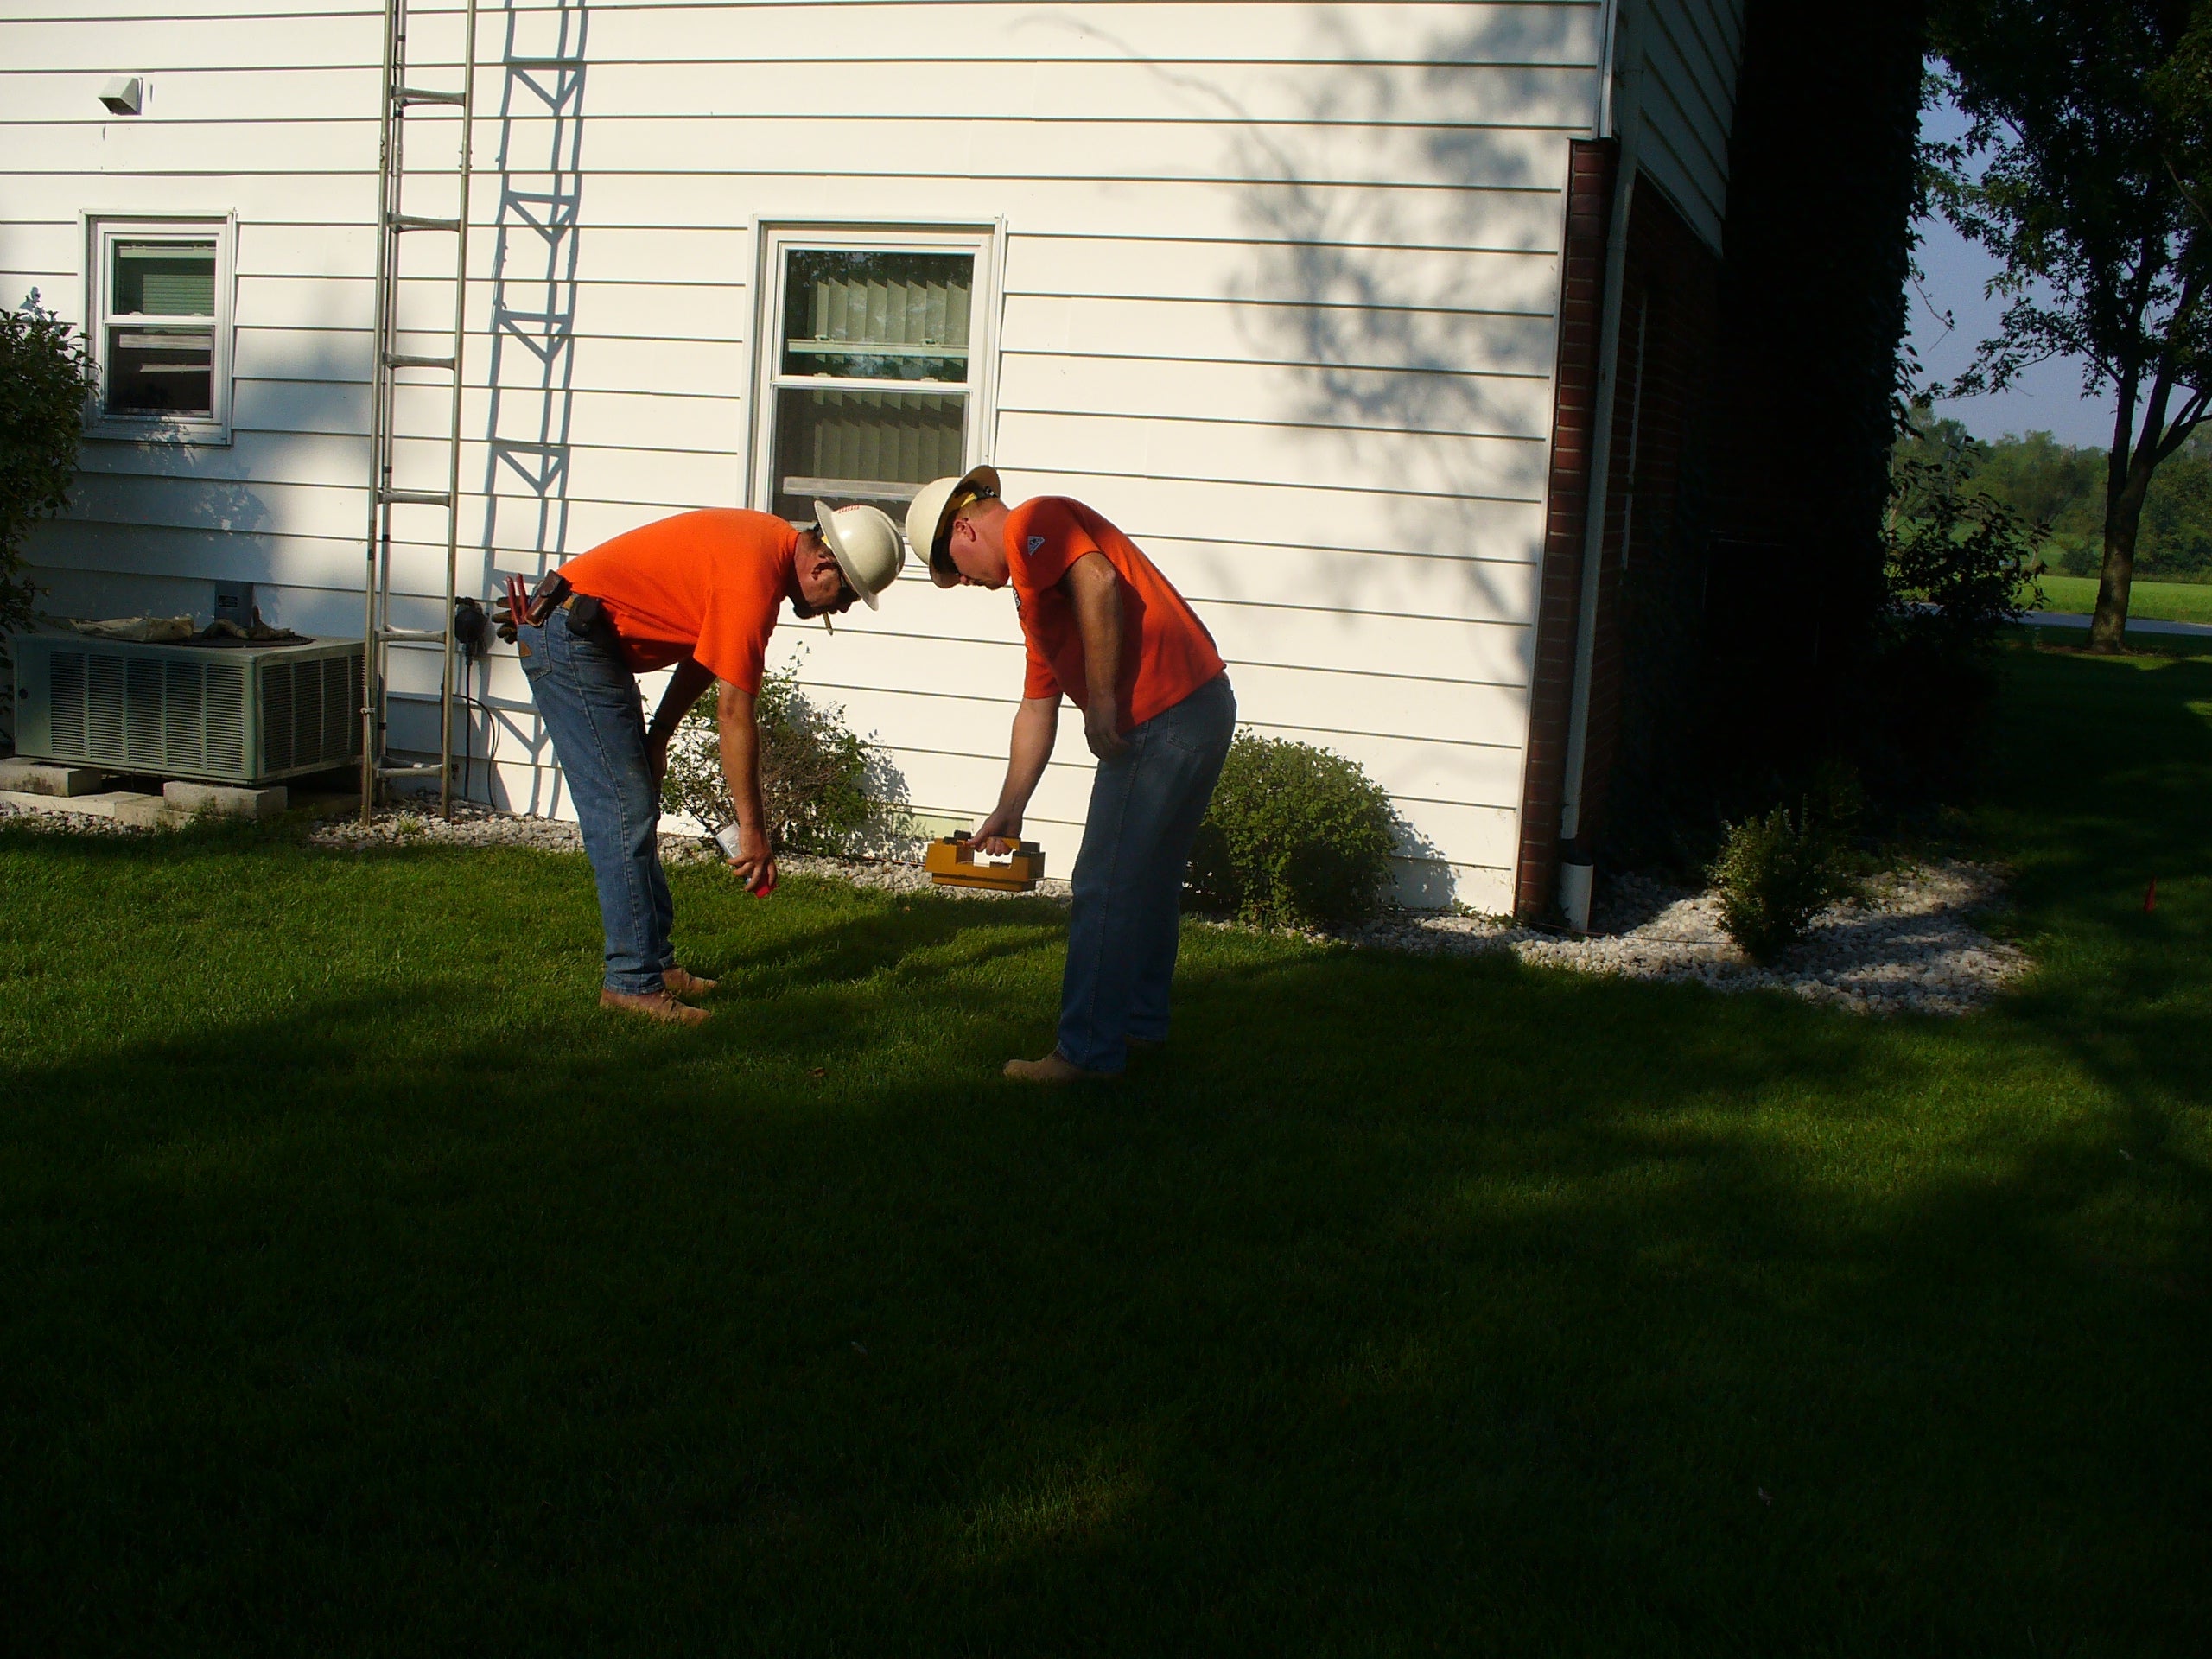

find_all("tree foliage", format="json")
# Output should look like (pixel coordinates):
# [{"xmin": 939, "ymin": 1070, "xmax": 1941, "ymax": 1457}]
[
  {"xmin": 1884, "ymin": 413, "xmax": 2045, "ymax": 645},
  {"xmin": 1, "ymin": 292, "xmax": 96, "ymax": 633},
  {"xmin": 1895, "ymin": 414, "xmax": 2212, "ymax": 576},
  {"xmin": 1863, "ymin": 410, "xmax": 2044, "ymax": 801},
  {"xmin": 1925, "ymin": 0, "xmax": 2212, "ymax": 648}
]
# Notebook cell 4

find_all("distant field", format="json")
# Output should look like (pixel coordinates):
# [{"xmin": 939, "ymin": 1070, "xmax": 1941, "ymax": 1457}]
[{"xmin": 2037, "ymin": 574, "xmax": 2212, "ymax": 624}]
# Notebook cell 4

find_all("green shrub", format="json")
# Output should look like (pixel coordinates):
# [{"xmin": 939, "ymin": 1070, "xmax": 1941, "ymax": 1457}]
[
  {"xmin": 1708, "ymin": 796, "xmax": 1859, "ymax": 963},
  {"xmin": 660, "ymin": 654, "xmax": 901, "ymax": 855},
  {"xmin": 1185, "ymin": 732, "xmax": 1397, "ymax": 930},
  {"xmin": 2, "ymin": 292, "xmax": 97, "ymax": 632},
  {"xmin": 1869, "ymin": 410, "xmax": 2047, "ymax": 799}
]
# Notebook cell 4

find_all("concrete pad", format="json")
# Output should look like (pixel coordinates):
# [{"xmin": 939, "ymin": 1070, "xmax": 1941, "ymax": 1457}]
[
  {"xmin": 162, "ymin": 781, "xmax": 287, "ymax": 819},
  {"xmin": 77, "ymin": 791, "xmax": 161, "ymax": 821},
  {"xmin": 114, "ymin": 795, "xmax": 184, "ymax": 830},
  {"xmin": 0, "ymin": 789, "xmax": 75, "ymax": 816},
  {"xmin": 0, "ymin": 758, "xmax": 106, "ymax": 797},
  {"xmin": 0, "ymin": 788, "xmax": 156, "ymax": 821}
]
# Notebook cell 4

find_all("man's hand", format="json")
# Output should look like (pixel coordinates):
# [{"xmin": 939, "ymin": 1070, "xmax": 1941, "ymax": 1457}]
[
  {"xmin": 647, "ymin": 728, "xmax": 672, "ymax": 791},
  {"xmin": 725, "ymin": 822, "xmax": 777, "ymax": 895},
  {"xmin": 1083, "ymin": 705, "xmax": 1128, "ymax": 760},
  {"xmin": 972, "ymin": 696, "xmax": 1058, "ymax": 857},
  {"xmin": 715, "ymin": 681, "xmax": 774, "ymax": 893},
  {"xmin": 966, "ymin": 806, "xmax": 1024, "ymax": 855}
]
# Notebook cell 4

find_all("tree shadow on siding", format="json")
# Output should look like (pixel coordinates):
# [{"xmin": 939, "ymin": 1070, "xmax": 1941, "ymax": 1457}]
[
  {"xmin": 1224, "ymin": 7, "xmax": 1572, "ymax": 622},
  {"xmin": 1036, "ymin": 5, "xmax": 1580, "ymax": 629}
]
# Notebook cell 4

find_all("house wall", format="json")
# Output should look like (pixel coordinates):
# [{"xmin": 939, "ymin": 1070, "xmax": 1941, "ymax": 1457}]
[
  {"xmin": 1579, "ymin": 177, "xmax": 1722, "ymax": 863},
  {"xmin": 1512, "ymin": 136, "xmax": 1615, "ymax": 919},
  {"xmin": 1632, "ymin": 0, "xmax": 1744, "ymax": 253},
  {"xmin": 1510, "ymin": 0, "xmax": 1743, "ymax": 916},
  {"xmin": 1, "ymin": 2, "xmax": 1677, "ymax": 914}
]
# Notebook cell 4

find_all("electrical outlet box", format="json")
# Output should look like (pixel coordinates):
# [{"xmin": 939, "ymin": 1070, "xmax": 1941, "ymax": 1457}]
[{"xmin": 213, "ymin": 581, "xmax": 255, "ymax": 626}]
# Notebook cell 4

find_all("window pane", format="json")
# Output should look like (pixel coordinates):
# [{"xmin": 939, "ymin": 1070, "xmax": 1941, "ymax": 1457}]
[
  {"xmin": 108, "ymin": 327, "xmax": 214, "ymax": 416},
  {"xmin": 781, "ymin": 250, "xmax": 973, "ymax": 382},
  {"xmin": 772, "ymin": 388, "xmax": 965, "ymax": 520},
  {"xmin": 113, "ymin": 242, "xmax": 218, "ymax": 316}
]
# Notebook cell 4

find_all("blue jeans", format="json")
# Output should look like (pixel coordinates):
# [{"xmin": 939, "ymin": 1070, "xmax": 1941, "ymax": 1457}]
[
  {"xmin": 517, "ymin": 609, "xmax": 676, "ymax": 995},
  {"xmin": 1058, "ymin": 673, "xmax": 1236, "ymax": 1073}
]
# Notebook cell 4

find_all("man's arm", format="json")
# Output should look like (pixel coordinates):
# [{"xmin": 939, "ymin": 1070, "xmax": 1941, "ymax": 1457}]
[
  {"xmin": 645, "ymin": 655, "xmax": 718, "ymax": 786},
  {"xmin": 1062, "ymin": 551, "xmax": 1128, "ymax": 760},
  {"xmin": 969, "ymin": 696, "xmax": 1061, "ymax": 852},
  {"xmin": 715, "ymin": 681, "xmax": 775, "ymax": 891}
]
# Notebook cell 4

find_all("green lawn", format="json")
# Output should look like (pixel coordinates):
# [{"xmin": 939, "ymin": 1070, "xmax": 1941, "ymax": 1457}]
[
  {"xmin": 2037, "ymin": 571, "xmax": 2212, "ymax": 623},
  {"xmin": 3, "ymin": 641, "xmax": 2208, "ymax": 1655}
]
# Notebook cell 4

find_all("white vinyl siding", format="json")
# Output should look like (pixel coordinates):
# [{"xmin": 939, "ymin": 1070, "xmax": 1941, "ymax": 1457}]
[
  {"xmin": 1, "ymin": 0, "xmax": 1662, "ymax": 912},
  {"xmin": 1632, "ymin": 0, "xmax": 1746, "ymax": 252}
]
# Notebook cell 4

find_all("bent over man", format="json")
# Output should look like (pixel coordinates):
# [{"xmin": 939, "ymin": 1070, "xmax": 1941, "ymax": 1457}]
[
  {"xmin": 905, "ymin": 466, "xmax": 1235, "ymax": 1082},
  {"xmin": 518, "ymin": 503, "xmax": 902, "ymax": 1024}
]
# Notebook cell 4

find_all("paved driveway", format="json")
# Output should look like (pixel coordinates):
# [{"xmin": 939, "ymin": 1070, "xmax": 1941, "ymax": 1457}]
[{"xmin": 2022, "ymin": 611, "xmax": 2212, "ymax": 639}]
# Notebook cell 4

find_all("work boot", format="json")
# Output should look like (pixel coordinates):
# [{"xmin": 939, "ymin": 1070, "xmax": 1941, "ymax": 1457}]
[
  {"xmin": 600, "ymin": 987, "xmax": 710, "ymax": 1026},
  {"xmin": 661, "ymin": 966, "xmax": 718, "ymax": 1000},
  {"xmin": 1003, "ymin": 1049, "xmax": 1115, "ymax": 1084}
]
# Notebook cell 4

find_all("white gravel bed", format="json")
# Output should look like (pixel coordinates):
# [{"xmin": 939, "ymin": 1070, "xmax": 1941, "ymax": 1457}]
[
  {"xmin": 1344, "ymin": 864, "xmax": 2030, "ymax": 1015},
  {"xmin": 12, "ymin": 794, "xmax": 2027, "ymax": 1014},
  {"xmin": 302, "ymin": 800, "xmax": 1077, "ymax": 899}
]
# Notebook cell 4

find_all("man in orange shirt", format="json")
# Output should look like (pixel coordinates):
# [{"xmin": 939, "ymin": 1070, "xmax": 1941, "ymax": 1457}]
[
  {"xmin": 906, "ymin": 466, "xmax": 1236, "ymax": 1081},
  {"xmin": 518, "ymin": 503, "xmax": 903, "ymax": 1024}
]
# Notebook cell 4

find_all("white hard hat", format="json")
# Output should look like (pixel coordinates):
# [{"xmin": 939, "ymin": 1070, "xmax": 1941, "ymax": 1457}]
[
  {"xmin": 813, "ymin": 501, "xmax": 905, "ymax": 608},
  {"xmin": 902, "ymin": 464, "xmax": 1001, "ymax": 588}
]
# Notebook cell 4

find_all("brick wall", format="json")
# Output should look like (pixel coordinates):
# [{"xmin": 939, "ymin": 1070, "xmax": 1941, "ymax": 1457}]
[
  {"xmin": 1579, "ymin": 184, "xmax": 1721, "ymax": 862},
  {"xmin": 1514, "ymin": 137, "xmax": 1618, "ymax": 921}
]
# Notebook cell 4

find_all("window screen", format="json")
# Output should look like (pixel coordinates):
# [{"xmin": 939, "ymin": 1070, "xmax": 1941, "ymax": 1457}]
[
  {"xmin": 767, "ymin": 247, "xmax": 976, "ymax": 521},
  {"xmin": 106, "ymin": 239, "xmax": 218, "ymax": 418}
]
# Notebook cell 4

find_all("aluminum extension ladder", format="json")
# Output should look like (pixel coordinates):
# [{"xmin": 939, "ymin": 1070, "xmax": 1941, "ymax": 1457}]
[{"xmin": 359, "ymin": 0, "xmax": 480, "ymax": 820}]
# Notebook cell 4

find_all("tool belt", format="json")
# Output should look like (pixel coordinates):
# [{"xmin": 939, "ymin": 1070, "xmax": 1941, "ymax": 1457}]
[{"xmin": 494, "ymin": 571, "xmax": 613, "ymax": 645}]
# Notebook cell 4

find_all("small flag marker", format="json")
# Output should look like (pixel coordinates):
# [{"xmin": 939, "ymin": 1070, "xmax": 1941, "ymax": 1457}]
[{"xmin": 2144, "ymin": 876, "xmax": 2157, "ymax": 913}]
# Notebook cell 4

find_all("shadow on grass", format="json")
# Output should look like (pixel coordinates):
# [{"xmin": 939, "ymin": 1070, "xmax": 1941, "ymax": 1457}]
[
  {"xmin": 2, "ymin": 912, "xmax": 2204, "ymax": 1650},
  {"xmin": 1, "ymin": 689, "xmax": 2209, "ymax": 1653},
  {"xmin": 1980, "ymin": 645, "xmax": 2212, "ymax": 1128}
]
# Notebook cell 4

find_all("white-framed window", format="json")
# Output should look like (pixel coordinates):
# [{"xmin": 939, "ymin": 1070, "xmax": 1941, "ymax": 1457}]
[
  {"xmin": 84, "ymin": 214, "xmax": 234, "ymax": 442},
  {"xmin": 750, "ymin": 223, "xmax": 998, "ymax": 523}
]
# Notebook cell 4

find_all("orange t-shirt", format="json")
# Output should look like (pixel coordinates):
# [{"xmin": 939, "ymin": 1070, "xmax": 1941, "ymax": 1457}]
[
  {"xmin": 1007, "ymin": 497, "xmax": 1224, "ymax": 732},
  {"xmin": 558, "ymin": 508, "xmax": 798, "ymax": 694}
]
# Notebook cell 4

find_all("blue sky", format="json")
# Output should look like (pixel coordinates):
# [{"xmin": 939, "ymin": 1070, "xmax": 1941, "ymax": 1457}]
[{"xmin": 1903, "ymin": 92, "xmax": 2122, "ymax": 450}]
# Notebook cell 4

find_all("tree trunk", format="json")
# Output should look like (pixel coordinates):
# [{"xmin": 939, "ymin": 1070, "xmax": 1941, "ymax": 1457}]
[{"xmin": 2088, "ymin": 452, "xmax": 2157, "ymax": 652}]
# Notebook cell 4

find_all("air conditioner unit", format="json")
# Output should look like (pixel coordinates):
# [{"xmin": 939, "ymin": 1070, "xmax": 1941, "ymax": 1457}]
[{"xmin": 10, "ymin": 633, "xmax": 364, "ymax": 785}]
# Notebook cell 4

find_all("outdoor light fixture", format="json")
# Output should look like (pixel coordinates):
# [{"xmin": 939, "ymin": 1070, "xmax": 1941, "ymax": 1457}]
[{"xmin": 99, "ymin": 77, "xmax": 143, "ymax": 115}]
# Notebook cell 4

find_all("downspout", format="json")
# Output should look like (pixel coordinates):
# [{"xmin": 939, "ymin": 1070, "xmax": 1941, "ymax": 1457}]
[{"xmin": 1557, "ymin": 0, "xmax": 1644, "ymax": 932}]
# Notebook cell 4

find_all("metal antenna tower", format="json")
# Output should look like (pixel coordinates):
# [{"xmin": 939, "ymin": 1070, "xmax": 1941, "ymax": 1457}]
[{"xmin": 360, "ymin": 0, "xmax": 480, "ymax": 820}]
